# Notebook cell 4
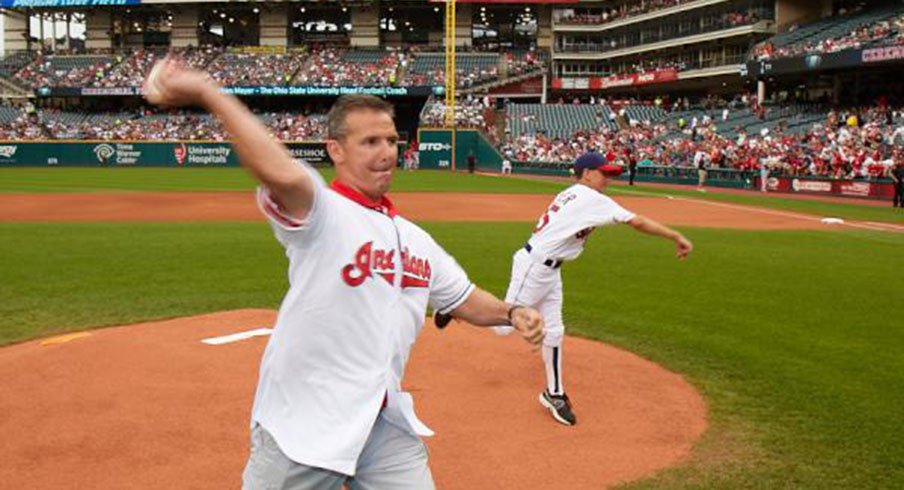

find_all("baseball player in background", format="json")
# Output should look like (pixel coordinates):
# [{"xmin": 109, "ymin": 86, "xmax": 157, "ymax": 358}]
[
  {"xmin": 144, "ymin": 57, "xmax": 545, "ymax": 489},
  {"xmin": 492, "ymin": 151, "xmax": 693, "ymax": 426}
]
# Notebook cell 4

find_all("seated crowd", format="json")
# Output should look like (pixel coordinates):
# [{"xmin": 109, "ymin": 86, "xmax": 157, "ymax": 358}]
[
  {"xmin": 419, "ymin": 95, "xmax": 493, "ymax": 131},
  {"xmin": 0, "ymin": 108, "xmax": 326, "ymax": 141},
  {"xmin": 294, "ymin": 47, "xmax": 406, "ymax": 87},
  {"xmin": 5, "ymin": 46, "xmax": 542, "ymax": 90},
  {"xmin": 502, "ymin": 102, "xmax": 904, "ymax": 180},
  {"xmin": 750, "ymin": 11, "xmax": 904, "ymax": 61}
]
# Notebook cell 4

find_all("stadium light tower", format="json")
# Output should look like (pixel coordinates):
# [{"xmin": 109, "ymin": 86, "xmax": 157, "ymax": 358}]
[{"xmin": 444, "ymin": 0, "xmax": 456, "ymax": 128}]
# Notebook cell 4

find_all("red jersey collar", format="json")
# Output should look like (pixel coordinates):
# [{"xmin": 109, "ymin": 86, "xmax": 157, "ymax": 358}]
[{"xmin": 329, "ymin": 179, "xmax": 398, "ymax": 217}]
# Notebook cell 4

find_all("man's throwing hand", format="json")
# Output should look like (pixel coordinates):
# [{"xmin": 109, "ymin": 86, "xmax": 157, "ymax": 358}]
[
  {"xmin": 675, "ymin": 234, "xmax": 693, "ymax": 260},
  {"xmin": 144, "ymin": 56, "xmax": 217, "ymax": 108},
  {"xmin": 510, "ymin": 306, "xmax": 545, "ymax": 348}
]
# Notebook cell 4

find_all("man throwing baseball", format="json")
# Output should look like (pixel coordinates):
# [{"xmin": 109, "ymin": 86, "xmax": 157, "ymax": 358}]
[
  {"xmin": 492, "ymin": 151, "xmax": 692, "ymax": 426},
  {"xmin": 144, "ymin": 57, "xmax": 544, "ymax": 489}
]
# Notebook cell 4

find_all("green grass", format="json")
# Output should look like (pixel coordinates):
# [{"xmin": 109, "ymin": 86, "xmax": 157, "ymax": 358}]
[
  {"xmin": 606, "ymin": 182, "xmax": 904, "ymax": 224},
  {"xmin": 1, "ymin": 167, "xmax": 899, "ymax": 224},
  {"xmin": 429, "ymin": 223, "xmax": 904, "ymax": 489},
  {"xmin": 0, "ymin": 222, "xmax": 288, "ymax": 344},
  {"xmin": 0, "ymin": 167, "xmax": 567, "ymax": 194},
  {"xmin": 1, "ymin": 220, "xmax": 902, "ymax": 488}
]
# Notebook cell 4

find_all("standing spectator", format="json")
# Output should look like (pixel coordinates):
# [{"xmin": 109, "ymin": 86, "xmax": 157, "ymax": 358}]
[
  {"xmin": 760, "ymin": 158, "xmax": 770, "ymax": 193},
  {"xmin": 892, "ymin": 159, "xmax": 904, "ymax": 208},
  {"xmin": 626, "ymin": 146, "xmax": 638, "ymax": 186},
  {"xmin": 694, "ymin": 148, "xmax": 709, "ymax": 192},
  {"xmin": 501, "ymin": 157, "xmax": 513, "ymax": 175}
]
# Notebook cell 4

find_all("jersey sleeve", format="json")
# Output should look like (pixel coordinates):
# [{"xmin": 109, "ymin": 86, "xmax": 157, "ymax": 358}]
[
  {"xmin": 256, "ymin": 162, "xmax": 329, "ymax": 247},
  {"xmin": 584, "ymin": 194, "xmax": 636, "ymax": 227},
  {"xmin": 425, "ymin": 237, "xmax": 475, "ymax": 315}
]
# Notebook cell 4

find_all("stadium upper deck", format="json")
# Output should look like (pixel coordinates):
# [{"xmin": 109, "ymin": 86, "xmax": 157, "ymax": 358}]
[{"xmin": 0, "ymin": 1, "xmax": 902, "ymax": 101}]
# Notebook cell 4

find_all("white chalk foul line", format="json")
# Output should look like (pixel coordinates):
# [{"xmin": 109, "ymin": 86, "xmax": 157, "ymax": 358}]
[
  {"xmin": 668, "ymin": 195, "xmax": 904, "ymax": 233},
  {"xmin": 202, "ymin": 328, "xmax": 272, "ymax": 345}
]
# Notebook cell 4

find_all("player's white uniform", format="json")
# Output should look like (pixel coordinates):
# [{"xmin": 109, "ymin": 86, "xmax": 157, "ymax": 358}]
[
  {"xmin": 248, "ymin": 164, "xmax": 474, "ymax": 485},
  {"xmin": 495, "ymin": 183, "xmax": 635, "ymax": 396}
]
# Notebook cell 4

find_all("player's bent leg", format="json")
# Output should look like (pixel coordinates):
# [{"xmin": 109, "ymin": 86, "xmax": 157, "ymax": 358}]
[
  {"xmin": 349, "ymin": 415, "xmax": 435, "ymax": 490},
  {"xmin": 493, "ymin": 249, "xmax": 539, "ymax": 336},
  {"xmin": 242, "ymin": 424, "xmax": 346, "ymax": 490}
]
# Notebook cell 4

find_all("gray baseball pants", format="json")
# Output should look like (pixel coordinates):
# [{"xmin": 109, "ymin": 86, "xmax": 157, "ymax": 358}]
[{"xmin": 242, "ymin": 414, "xmax": 435, "ymax": 490}]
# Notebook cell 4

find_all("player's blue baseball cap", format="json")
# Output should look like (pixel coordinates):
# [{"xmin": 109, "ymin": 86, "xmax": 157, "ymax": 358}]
[{"xmin": 573, "ymin": 151, "xmax": 623, "ymax": 176}]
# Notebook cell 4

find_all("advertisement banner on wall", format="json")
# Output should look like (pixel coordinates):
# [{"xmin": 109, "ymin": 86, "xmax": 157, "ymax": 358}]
[
  {"xmin": 416, "ymin": 130, "xmax": 453, "ymax": 170},
  {"xmin": 758, "ymin": 176, "xmax": 894, "ymax": 199},
  {"xmin": 38, "ymin": 86, "xmax": 442, "ymax": 98},
  {"xmin": 862, "ymin": 45, "xmax": 904, "ymax": 64},
  {"xmin": 0, "ymin": 141, "xmax": 333, "ymax": 167},
  {"xmin": 1, "ymin": 0, "xmax": 138, "ymax": 6},
  {"xmin": 553, "ymin": 69, "xmax": 679, "ymax": 90}
]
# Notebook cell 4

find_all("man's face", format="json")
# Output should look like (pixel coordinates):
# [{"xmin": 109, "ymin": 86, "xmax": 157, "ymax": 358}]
[{"xmin": 328, "ymin": 109, "xmax": 399, "ymax": 201}]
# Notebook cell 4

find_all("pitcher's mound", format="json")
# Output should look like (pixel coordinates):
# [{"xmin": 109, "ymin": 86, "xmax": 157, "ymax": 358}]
[{"xmin": 0, "ymin": 310, "xmax": 706, "ymax": 489}]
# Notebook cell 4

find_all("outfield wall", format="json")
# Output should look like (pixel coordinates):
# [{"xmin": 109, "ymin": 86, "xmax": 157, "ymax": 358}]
[
  {"xmin": 1, "ymin": 139, "xmax": 893, "ymax": 200},
  {"xmin": 0, "ymin": 141, "xmax": 332, "ymax": 167},
  {"xmin": 757, "ymin": 175, "xmax": 897, "ymax": 199},
  {"xmin": 416, "ymin": 129, "xmax": 503, "ymax": 171}
]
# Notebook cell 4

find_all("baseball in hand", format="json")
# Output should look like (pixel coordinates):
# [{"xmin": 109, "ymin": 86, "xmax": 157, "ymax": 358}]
[{"xmin": 143, "ymin": 59, "xmax": 167, "ymax": 104}]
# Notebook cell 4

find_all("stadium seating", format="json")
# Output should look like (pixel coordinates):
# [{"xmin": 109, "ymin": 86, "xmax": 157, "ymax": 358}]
[
  {"xmin": 419, "ymin": 97, "xmax": 489, "ymax": 129},
  {"xmin": 404, "ymin": 53, "xmax": 499, "ymax": 87},
  {"xmin": 623, "ymin": 105, "xmax": 667, "ymax": 125},
  {"xmin": 294, "ymin": 48, "xmax": 403, "ymax": 87},
  {"xmin": 0, "ymin": 51, "xmax": 37, "ymax": 78},
  {"xmin": 17, "ymin": 54, "xmax": 117, "ymax": 88},
  {"xmin": 507, "ymin": 103, "xmax": 617, "ymax": 139},
  {"xmin": 750, "ymin": 4, "xmax": 904, "ymax": 60},
  {"xmin": 0, "ymin": 105, "xmax": 22, "ymax": 124},
  {"xmin": 207, "ymin": 52, "xmax": 305, "ymax": 86}
]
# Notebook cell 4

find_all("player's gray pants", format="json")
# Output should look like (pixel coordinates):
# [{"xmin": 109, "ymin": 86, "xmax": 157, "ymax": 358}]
[{"xmin": 242, "ymin": 415, "xmax": 434, "ymax": 490}]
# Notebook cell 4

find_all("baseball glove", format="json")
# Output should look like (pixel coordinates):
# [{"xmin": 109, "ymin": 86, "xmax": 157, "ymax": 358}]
[{"xmin": 433, "ymin": 311, "xmax": 454, "ymax": 329}]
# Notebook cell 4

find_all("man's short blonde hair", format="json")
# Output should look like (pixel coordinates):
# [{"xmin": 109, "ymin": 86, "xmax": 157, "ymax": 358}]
[{"xmin": 327, "ymin": 95, "xmax": 395, "ymax": 141}]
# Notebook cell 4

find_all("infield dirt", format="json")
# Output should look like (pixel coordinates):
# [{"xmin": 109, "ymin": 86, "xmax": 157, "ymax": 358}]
[
  {"xmin": 0, "ymin": 310, "xmax": 705, "ymax": 489},
  {"xmin": 0, "ymin": 191, "xmax": 850, "ymax": 230}
]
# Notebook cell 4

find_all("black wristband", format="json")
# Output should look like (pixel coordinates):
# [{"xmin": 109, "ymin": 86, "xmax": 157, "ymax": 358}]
[{"xmin": 507, "ymin": 305, "xmax": 523, "ymax": 324}]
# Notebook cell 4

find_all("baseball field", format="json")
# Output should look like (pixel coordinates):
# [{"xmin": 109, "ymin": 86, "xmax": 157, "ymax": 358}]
[{"xmin": 1, "ymin": 167, "xmax": 902, "ymax": 489}]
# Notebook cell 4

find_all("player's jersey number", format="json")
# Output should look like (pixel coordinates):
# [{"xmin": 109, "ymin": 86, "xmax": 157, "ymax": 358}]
[
  {"xmin": 533, "ymin": 204, "xmax": 560, "ymax": 233},
  {"xmin": 534, "ymin": 203, "xmax": 594, "ymax": 241}
]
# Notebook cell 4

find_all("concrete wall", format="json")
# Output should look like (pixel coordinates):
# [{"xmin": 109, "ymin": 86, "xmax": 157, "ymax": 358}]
[
  {"xmin": 259, "ymin": 5, "xmax": 288, "ymax": 47},
  {"xmin": 775, "ymin": 0, "xmax": 832, "ymax": 32},
  {"xmin": 2, "ymin": 10, "xmax": 29, "ymax": 53},
  {"xmin": 170, "ymin": 8, "xmax": 198, "ymax": 48},
  {"xmin": 455, "ymin": 4, "xmax": 472, "ymax": 47},
  {"xmin": 350, "ymin": 5, "xmax": 380, "ymax": 48},
  {"xmin": 536, "ymin": 5, "xmax": 553, "ymax": 50},
  {"xmin": 85, "ymin": 10, "xmax": 111, "ymax": 50}
]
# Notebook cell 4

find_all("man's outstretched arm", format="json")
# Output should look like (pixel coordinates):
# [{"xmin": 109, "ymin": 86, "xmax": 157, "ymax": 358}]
[
  {"xmin": 627, "ymin": 215, "xmax": 694, "ymax": 260},
  {"xmin": 447, "ymin": 287, "xmax": 545, "ymax": 348},
  {"xmin": 144, "ymin": 56, "xmax": 313, "ymax": 219}
]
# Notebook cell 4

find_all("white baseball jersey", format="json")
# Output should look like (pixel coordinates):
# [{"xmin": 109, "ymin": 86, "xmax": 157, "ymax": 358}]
[
  {"xmin": 527, "ymin": 183, "xmax": 636, "ymax": 263},
  {"xmin": 251, "ymin": 164, "xmax": 474, "ymax": 476}
]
